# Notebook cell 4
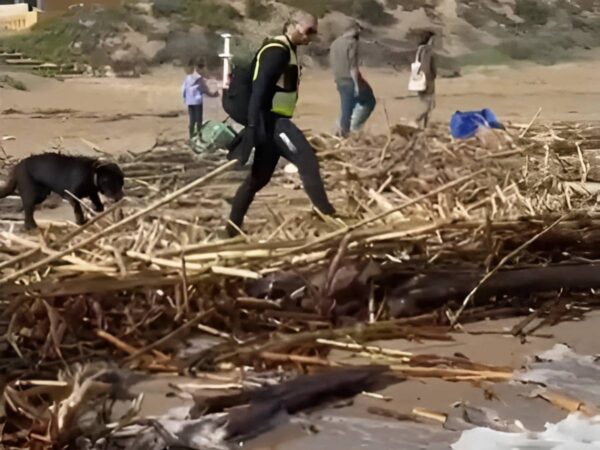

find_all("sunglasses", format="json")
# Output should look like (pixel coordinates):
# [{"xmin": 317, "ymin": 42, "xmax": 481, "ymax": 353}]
[{"xmin": 300, "ymin": 26, "xmax": 318, "ymax": 36}]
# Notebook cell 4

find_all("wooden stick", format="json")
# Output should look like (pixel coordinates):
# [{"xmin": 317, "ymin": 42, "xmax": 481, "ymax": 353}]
[
  {"xmin": 122, "ymin": 309, "xmax": 214, "ymax": 363},
  {"xmin": 576, "ymin": 142, "xmax": 588, "ymax": 184},
  {"xmin": 378, "ymin": 101, "xmax": 392, "ymax": 165},
  {"xmin": 519, "ymin": 107, "xmax": 542, "ymax": 138},
  {"xmin": 0, "ymin": 246, "xmax": 39, "ymax": 272},
  {"xmin": 126, "ymin": 251, "xmax": 206, "ymax": 271},
  {"xmin": 368, "ymin": 406, "xmax": 430, "ymax": 424},
  {"xmin": 96, "ymin": 329, "xmax": 139, "ymax": 355},
  {"xmin": 0, "ymin": 159, "xmax": 237, "ymax": 286},
  {"xmin": 535, "ymin": 389, "xmax": 596, "ymax": 416},
  {"xmin": 316, "ymin": 339, "xmax": 413, "ymax": 358},
  {"xmin": 64, "ymin": 190, "xmax": 96, "ymax": 215},
  {"xmin": 511, "ymin": 297, "xmax": 562, "ymax": 336},
  {"xmin": 259, "ymin": 351, "xmax": 338, "ymax": 367},
  {"xmin": 1, "ymin": 232, "xmax": 115, "ymax": 273},
  {"xmin": 391, "ymin": 365, "xmax": 513, "ymax": 381},
  {"xmin": 450, "ymin": 212, "xmax": 571, "ymax": 326},
  {"xmin": 283, "ymin": 169, "xmax": 485, "ymax": 255},
  {"xmin": 412, "ymin": 407, "xmax": 447, "ymax": 424},
  {"xmin": 58, "ymin": 199, "xmax": 124, "ymax": 245}
]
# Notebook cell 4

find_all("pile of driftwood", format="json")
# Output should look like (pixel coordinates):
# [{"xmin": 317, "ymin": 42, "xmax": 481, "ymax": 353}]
[{"xmin": 2, "ymin": 120, "xmax": 600, "ymax": 448}]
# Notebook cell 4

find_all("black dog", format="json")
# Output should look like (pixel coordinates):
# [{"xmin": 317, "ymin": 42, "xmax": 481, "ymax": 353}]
[{"xmin": 0, "ymin": 153, "xmax": 124, "ymax": 230}]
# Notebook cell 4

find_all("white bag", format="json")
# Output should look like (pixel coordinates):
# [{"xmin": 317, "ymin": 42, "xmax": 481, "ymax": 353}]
[{"xmin": 408, "ymin": 45, "xmax": 427, "ymax": 92}]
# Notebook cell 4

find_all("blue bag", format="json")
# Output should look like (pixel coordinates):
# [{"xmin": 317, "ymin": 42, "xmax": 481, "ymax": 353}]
[{"xmin": 450, "ymin": 109, "xmax": 503, "ymax": 139}]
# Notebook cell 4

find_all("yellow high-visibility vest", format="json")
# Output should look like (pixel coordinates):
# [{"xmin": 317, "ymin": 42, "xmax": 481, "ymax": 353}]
[{"xmin": 252, "ymin": 35, "xmax": 299, "ymax": 118}]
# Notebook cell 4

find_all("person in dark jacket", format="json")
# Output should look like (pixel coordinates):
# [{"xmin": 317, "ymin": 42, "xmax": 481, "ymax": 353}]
[
  {"xmin": 415, "ymin": 31, "xmax": 437, "ymax": 128},
  {"xmin": 226, "ymin": 10, "xmax": 335, "ymax": 237}
]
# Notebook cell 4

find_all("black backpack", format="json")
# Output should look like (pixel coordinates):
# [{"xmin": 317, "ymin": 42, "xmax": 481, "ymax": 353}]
[
  {"xmin": 222, "ymin": 37, "xmax": 288, "ymax": 127},
  {"xmin": 222, "ymin": 63, "xmax": 253, "ymax": 126}
]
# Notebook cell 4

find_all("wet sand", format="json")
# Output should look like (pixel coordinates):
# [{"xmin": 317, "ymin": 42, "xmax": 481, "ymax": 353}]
[{"xmin": 127, "ymin": 312, "xmax": 600, "ymax": 449}]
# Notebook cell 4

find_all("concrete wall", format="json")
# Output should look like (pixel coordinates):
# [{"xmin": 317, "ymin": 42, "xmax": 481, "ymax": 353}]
[
  {"xmin": 0, "ymin": 9, "xmax": 38, "ymax": 30},
  {"xmin": 0, "ymin": 3, "xmax": 28, "ymax": 15}
]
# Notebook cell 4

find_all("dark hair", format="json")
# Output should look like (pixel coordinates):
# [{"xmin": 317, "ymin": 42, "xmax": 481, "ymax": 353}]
[
  {"xmin": 187, "ymin": 58, "xmax": 196, "ymax": 67},
  {"xmin": 196, "ymin": 60, "xmax": 205, "ymax": 70},
  {"xmin": 419, "ymin": 31, "xmax": 435, "ymax": 46}
]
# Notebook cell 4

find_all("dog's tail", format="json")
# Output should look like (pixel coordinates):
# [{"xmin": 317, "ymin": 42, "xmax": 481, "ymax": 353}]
[{"xmin": 0, "ymin": 168, "xmax": 17, "ymax": 199}]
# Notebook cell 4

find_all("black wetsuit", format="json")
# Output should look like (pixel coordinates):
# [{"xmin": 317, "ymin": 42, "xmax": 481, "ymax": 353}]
[{"xmin": 227, "ymin": 36, "xmax": 335, "ymax": 236}]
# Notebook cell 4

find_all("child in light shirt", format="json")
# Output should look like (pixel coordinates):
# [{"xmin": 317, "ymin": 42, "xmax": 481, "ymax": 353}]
[{"xmin": 182, "ymin": 59, "xmax": 218, "ymax": 141}]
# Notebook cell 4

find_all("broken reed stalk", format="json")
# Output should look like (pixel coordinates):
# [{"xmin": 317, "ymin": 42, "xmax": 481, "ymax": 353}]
[
  {"xmin": 368, "ymin": 406, "xmax": 434, "ymax": 424},
  {"xmin": 0, "ymin": 159, "xmax": 237, "ymax": 287},
  {"xmin": 390, "ymin": 365, "xmax": 513, "ymax": 382},
  {"xmin": 201, "ymin": 318, "xmax": 449, "ymax": 368},
  {"xmin": 378, "ymin": 100, "xmax": 392, "ymax": 165},
  {"xmin": 284, "ymin": 169, "xmax": 486, "ymax": 255},
  {"xmin": 450, "ymin": 212, "xmax": 572, "ymax": 326},
  {"xmin": 519, "ymin": 107, "xmax": 542, "ymax": 138},
  {"xmin": 122, "ymin": 309, "xmax": 214, "ymax": 363},
  {"xmin": 510, "ymin": 296, "xmax": 563, "ymax": 337},
  {"xmin": 0, "ymin": 200, "xmax": 124, "ymax": 272},
  {"xmin": 259, "ymin": 351, "xmax": 338, "ymax": 367},
  {"xmin": 59, "ymin": 198, "xmax": 125, "ymax": 244},
  {"xmin": 316, "ymin": 339, "xmax": 413, "ymax": 358}
]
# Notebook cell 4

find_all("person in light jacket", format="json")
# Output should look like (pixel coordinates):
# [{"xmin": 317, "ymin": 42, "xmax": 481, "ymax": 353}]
[{"xmin": 182, "ymin": 59, "xmax": 218, "ymax": 141}]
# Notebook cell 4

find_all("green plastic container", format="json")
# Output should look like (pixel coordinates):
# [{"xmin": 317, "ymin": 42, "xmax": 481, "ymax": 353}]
[{"xmin": 191, "ymin": 120, "xmax": 238, "ymax": 155}]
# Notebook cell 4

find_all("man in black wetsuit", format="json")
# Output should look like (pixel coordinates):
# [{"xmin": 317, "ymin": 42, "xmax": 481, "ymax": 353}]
[{"xmin": 226, "ymin": 11, "xmax": 336, "ymax": 237}]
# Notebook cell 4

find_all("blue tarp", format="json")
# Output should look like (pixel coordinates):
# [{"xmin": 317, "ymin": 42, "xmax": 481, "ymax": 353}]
[{"xmin": 450, "ymin": 109, "xmax": 503, "ymax": 140}]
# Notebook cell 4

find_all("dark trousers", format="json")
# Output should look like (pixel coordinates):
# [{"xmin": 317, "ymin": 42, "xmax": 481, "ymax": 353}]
[
  {"xmin": 227, "ymin": 117, "xmax": 335, "ymax": 235},
  {"xmin": 188, "ymin": 104, "xmax": 203, "ymax": 138}
]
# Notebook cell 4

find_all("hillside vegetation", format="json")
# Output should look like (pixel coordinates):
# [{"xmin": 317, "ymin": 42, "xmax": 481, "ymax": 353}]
[{"xmin": 0, "ymin": 0, "xmax": 598, "ymax": 76}]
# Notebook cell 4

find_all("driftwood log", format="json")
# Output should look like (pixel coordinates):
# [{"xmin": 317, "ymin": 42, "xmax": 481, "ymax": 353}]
[
  {"xmin": 387, "ymin": 263, "xmax": 600, "ymax": 317},
  {"xmin": 190, "ymin": 365, "xmax": 391, "ymax": 441}
]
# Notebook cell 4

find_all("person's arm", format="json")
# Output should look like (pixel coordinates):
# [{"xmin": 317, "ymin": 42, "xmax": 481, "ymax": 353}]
[
  {"xmin": 349, "ymin": 39, "xmax": 360, "ymax": 95},
  {"xmin": 199, "ymin": 77, "xmax": 219, "ymax": 97},
  {"xmin": 420, "ymin": 48, "xmax": 431, "ymax": 77},
  {"xmin": 247, "ymin": 45, "xmax": 289, "ymax": 130},
  {"xmin": 248, "ymin": 46, "xmax": 290, "ymax": 139},
  {"xmin": 229, "ymin": 45, "xmax": 288, "ymax": 166}
]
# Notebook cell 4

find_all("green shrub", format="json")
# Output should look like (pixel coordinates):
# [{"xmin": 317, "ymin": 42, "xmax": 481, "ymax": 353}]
[
  {"xmin": 246, "ymin": 0, "xmax": 272, "ymax": 20},
  {"xmin": 152, "ymin": 0, "xmax": 185, "ymax": 16},
  {"xmin": 385, "ymin": 0, "xmax": 423, "ymax": 11},
  {"xmin": 2, "ymin": 15, "xmax": 79, "ymax": 64},
  {"xmin": 515, "ymin": 0, "xmax": 551, "ymax": 25},
  {"xmin": 334, "ymin": 0, "xmax": 396, "ymax": 25},
  {"xmin": 277, "ymin": 0, "xmax": 329, "ymax": 16},
  {"xmin": 185, "ymin": 0, "xmax": 242, "ymax": 30},
  {"xmin": 278, "ymin": 0, "xmax": 395, "ymax": 25}
]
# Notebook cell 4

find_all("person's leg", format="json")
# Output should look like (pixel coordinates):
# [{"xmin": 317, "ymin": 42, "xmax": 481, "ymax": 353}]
[
  {"xmin": 274, "ymin": 118, "xmax": 335, "ymax": 215},
  {"xmin": 336, "ymin": 79, "xmax": 356, "ymax": 138},
  {"xmin": 188, "ymin": 106, "xmax": 195, "ymax": 139},
  {"xmin": 226, "ymin": 144, "xmax": 279, "ymax": 236},
  {"xmin": 421, "ymin": 93, "xmax": 434, "ymax": 128},
  {"xmin": 416, "ymin": 93, "xmax": 431, "ymax": 128},
  {"xmin": 351, "ymin": 82, "xmax": 376, "ymax": 132},
  {"xmin": 196, "ymin": 104, "xmax": 204, "ymax": 134}
]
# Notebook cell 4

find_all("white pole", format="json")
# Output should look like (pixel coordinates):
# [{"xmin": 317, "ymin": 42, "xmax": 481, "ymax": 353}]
[{"xmin": 219, "ymin": 32, "xmax": 233, "ymax": 89}]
